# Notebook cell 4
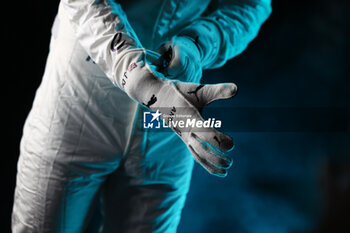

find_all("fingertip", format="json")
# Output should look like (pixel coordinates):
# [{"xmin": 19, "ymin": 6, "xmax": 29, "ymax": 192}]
[
  {"xmin": 228, "ymin": 83, "xmax": 238, "ymax": 97},
  {"xmin": 233, "ymin": 83, "xmax": 238, "ymax": 96},
  {"xmin": 213, "ymin": 171, "xmax": 228, "ymax": 178},
  {"xmin": 220, "ymin": 135, "xmax": 234, "ymax": 152},
  {"xmin": 226, "ymin": 156, "xmax": 234, "ymax": 168},
  {"xmin": 215, "ymin": 154, "xmax": 233, "ymax": 169},
  {"xmin": 206, "ymin": 162, "xmax": 228, "ymax": 177}
]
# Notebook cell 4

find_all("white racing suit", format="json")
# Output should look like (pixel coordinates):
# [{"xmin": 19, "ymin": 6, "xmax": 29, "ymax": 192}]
[{"xmin": 12, "ymin": 0, "xmax": 271, "ymax": 232}]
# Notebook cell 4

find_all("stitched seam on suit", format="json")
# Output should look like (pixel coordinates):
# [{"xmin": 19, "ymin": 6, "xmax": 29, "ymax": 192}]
[
  {"xmin": 71, "ymin": 78, "xmax": 95, "ymax": 159},
  {"xmin": 122, "ymin": 104, "xmax": 141, "ymax": 156}
]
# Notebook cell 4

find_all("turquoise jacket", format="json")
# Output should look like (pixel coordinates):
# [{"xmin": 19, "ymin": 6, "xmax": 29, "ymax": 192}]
[
  {"xmin": 121, "ymin": 0, "xmax": 272, "ymax": 68},
  {"xmin": 61, "ymin": 0, "xmax": 271, "ymax": 82}
]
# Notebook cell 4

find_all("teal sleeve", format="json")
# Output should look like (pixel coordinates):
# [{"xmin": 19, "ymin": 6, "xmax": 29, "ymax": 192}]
[{"xmin": 179, "ymin": 0, "xmax": 272, "ymax": 69}]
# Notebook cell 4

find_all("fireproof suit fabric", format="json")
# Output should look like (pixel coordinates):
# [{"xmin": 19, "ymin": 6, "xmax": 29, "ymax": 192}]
[{"xmin": 12, "ymin": 0, "xmax": 271, "ymax": 232}]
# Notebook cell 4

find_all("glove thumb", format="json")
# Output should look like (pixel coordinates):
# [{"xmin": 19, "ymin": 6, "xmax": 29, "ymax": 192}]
[{"xmin": 201, "ymin": 83, "xmax": 238, "ymax": 106}]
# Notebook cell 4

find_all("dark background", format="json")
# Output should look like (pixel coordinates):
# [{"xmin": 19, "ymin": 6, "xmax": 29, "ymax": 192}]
[{"xmin": 4, "ymin": 0, "xmax": 350, "ymax": 232}]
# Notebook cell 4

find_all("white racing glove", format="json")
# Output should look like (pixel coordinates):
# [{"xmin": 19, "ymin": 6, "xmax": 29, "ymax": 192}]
[
  {"xmin": 61, "ymin": 1, "xmax": 237, "ymax": 177},
  {"xmin": 114, "ymin": 38, "xmax": 237, "ymax": 177}
]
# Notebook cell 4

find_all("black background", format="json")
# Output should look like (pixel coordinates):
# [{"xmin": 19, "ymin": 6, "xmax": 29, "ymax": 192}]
[{"xmin": 3, "ymin": 0, "xmax": 350, "ymax": 232}]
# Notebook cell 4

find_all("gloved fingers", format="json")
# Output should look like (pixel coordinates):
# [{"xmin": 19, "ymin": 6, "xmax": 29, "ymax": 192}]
[
  {"xmin": 156, "ymin": 38, "xmax": 202, "ymax": 83},
  {"xmin": 157, "ymin": 41, "xmax": 189, "ymax": 76},
  {"xmin": 189, "ymin": 134, "xmax": 233, "ymax": 169},
  {"xmin": 194, "ymin": 127, "xmax": 234, "ymax": 152},
  {"xmin": 156, "ymin": 42, "xmax": 173, "ymax": 74},
  {"xmin": 188, "ymin": 144, "xmax": 228, "ymax": 178},
  {"xmin": 137, "ymin": 50, "xmax": 169, "ymax": 81},
  {"xmin": 166, "ymin": 44, "xmax": 187, "ymax": 77},
  {"xmin": 200, "ymin": 83, "xmax": 238, "ymax": 106},
  {"xmin": 145, "ymin": 49, "xmax": 162, "ymax": 67},
  {"xmin": 156, "ymin": 41, "xmax": 172, "ymax": 58}
]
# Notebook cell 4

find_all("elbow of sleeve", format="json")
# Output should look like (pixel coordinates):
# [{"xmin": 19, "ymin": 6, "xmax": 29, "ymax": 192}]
[{"xmin": 260, "ymin": 0, "xmax": 273, "ymax": 22}]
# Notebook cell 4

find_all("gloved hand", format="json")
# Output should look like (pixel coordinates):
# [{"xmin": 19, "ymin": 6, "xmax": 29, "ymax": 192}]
[
  {"xmin": 113, "ymin": 35, "xmax": 237, "ymax": 177},
  {"xmin": 157, "ymin": 36, "xmax": 203, "ymax": 83}
]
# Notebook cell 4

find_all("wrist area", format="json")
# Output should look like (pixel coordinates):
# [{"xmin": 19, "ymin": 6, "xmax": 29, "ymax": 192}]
[
  {"xmin": 112, "ymin": 48, "xmax": 164, "ymax": 101},
  {"xmin": 178, "ymin": 19, "xmax": 222, "ymax": 69}
]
